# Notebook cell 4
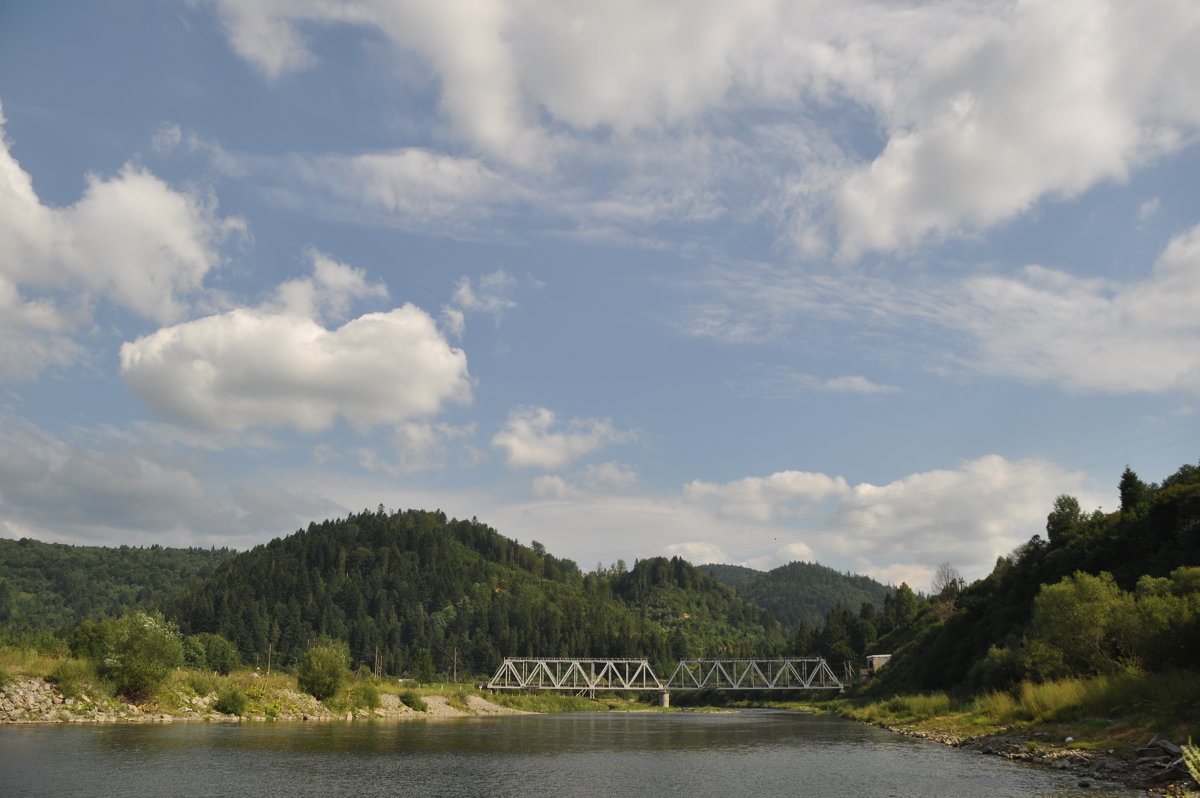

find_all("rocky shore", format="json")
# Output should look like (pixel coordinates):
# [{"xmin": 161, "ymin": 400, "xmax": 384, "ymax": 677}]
[
  {"xmin": 1, "ymin": 677, "xmax": 527, "ymax": 725},
  {"xmin": 873, "ymin": 721, "xmax": 1194, "ymax": 794}
]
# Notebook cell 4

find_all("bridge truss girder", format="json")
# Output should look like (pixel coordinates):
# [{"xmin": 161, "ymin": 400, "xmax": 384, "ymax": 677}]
[
  {"xmin": 664, "ymin": 658, "xmax": 842, "ymax": 691},
  {"xmin": 486, "ymin": 658, "xmax": 663, "ymax": 691},
  {"xmin": 486, "ymin": 657, "xmax": 843, "ymax": 692}
]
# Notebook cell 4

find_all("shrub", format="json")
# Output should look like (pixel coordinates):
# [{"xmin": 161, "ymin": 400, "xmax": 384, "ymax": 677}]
[
  {"xmin": 47, "ymin": 659, "xmax": 94, "ymax": 700},
  {"xmin": 185, "ymin": 670, "xmax": 221, "ymax": 697},
  {"xmin": 1183, "ymin": 739, "xmax": 1199, "ymax": 785},
  {"xmin": 398, "ymin": 690, "xmax": 427, "ymax": 712},
  {"xmin": 296, "ymin": 641, "xmax": 348, "ymax": 701},
  {"xmin": 350, "ymin": 681, "xmax": 381, "ymax": 710},
  {"xmin": 97, "ymin": 612, "xmax": 184, "ymax": 701},
  {"xmin": 213, "ymin": 687, "xmax": 248, "ymax": 716}
]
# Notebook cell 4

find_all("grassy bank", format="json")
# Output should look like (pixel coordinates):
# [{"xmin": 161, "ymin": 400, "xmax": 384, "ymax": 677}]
[
  {"xmin": 829, "ymin": 670, "xmax": 1200, "ymax": 755},
  {"xmin": 0, "ymin": 644, "xmax": 670, "ymax": 719}
]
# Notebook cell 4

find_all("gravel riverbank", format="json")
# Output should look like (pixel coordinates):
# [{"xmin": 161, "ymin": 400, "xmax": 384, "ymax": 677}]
[
  {"xmin": 1, "ymin": 677, "xmax": 528, "ymax": 724},
  {"xmin": 870, "ymin": 721, "xmax": 1194, "ymax": 795}
]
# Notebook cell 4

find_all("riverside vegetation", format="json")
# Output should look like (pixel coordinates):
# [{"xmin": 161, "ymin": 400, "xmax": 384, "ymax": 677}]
[{"xmin": 2, "ymin": 461, "xmax": 1198, "ymax": 789}]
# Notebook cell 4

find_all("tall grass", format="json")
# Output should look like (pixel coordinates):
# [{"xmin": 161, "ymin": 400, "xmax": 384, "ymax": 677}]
[{"xmin": 972, "ymin": 670, "xmax": 1200, "ymax": 730}]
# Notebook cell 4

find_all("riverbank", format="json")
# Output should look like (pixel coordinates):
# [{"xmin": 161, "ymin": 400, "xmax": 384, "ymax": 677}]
[
  {"xmin": 0, "ymin": 675, "xmax": 531, "ymax": 724},
  {"xmin": 800, "ymin": 680, "xmax": 1199, "ymax": 795},
  {"xmin": 863, "ymin": 718, "xmax": 1191, "ymax": 794}
]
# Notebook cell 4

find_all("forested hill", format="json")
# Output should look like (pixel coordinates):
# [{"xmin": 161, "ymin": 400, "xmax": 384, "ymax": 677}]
[
  {"xmin": 171, "ymin": 509, "xmax": 786, "ymax": 676},
  {"xmin": 699, "ymin": 561, "xmax": 892, "ymax": 629},
  {"xmin": 870, "ymin": 461, "xmax": 1200, "ymax": 694},
  {"xmin": 0, "ymin": 538, "xmax": 234, "ymax": 637}
]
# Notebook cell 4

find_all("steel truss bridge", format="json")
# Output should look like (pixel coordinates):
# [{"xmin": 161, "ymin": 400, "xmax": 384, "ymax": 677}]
[{"xmin": 486, "ymin": 658, "xmax": 843, "ymax": 694}]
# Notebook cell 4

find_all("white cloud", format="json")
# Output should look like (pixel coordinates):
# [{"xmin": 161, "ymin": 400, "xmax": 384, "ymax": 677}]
[
  {"xmin": 741, "ymin": 366, "xmax": 899, "ymax": 397},
  {"xmin": 584, "ymin": 461, "xmax": 638, "ymax": 490},
  {"xmin": 122, "ymin": 305, "xmax": 470, "ymax": 434},
  {"xmin": 277, "ymin": 148, "xmax": 515, "ymax": 228},
  {"xmin": 491, "ymin": 406, "xmax": 634, "ymax": 469},
  {"xmin": 0, "ymin": 413, "xmax": 241, "ymax": 546},
  {"xmin": 687, "ymin": 221, "xmax": 1200, "ymax": 396},
  {"xmin": 208, "ymin": 1, "xmax": 1200, "ymax": 255},
  {"xmin": 530, "ymin": 474, "xmax": 575, "ymax": 500},
  {"xmin": 0, "ymin": 103, "xmax": 240, "ymax": 378},
  {"xmin": 685, "ymin": 471, "xmax": 849, "ymax": 523},
  {"xmin": 666, "ymin": 540, "xmax": 729, "ymax": 565},
  {"xmin": 675, "ymin": 455, "xmax": 1104, "ymax": 582},
  {"xmin": 120, "ymin": 260, "xmax": 471, "ymax": 434},
  {"xmin": 452, "ymin": 271, "xmax": 517, "ymax": 317},
  {"xmin": 940, "ymin": 224, "xmax": 1200, "ymax": 394},
  {"xmin": 274, "ymin": 249, "xmax": 388, "ymax": 321}
]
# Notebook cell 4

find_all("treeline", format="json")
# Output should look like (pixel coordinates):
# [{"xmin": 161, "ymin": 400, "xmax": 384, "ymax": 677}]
[
  {"xmin": 0, "ymin": 538, "xmax": 233, "ymax": 640},
  {"xmin": 169, "ymin": 509, "xmax": 784, "ymax": 676},
  {"xmin": 868, "ymin": 462, "xmax": 1200, "ymax": 694}
]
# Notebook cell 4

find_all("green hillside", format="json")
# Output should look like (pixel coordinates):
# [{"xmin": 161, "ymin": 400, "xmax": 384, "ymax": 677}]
[
  {"xmin": 0, "ymin": 538, "xmax": 233, "ymax": 638},
  {"xmin": 170, "ymin": 509, "xmax": 785, "ymax": 676},
  {"xmin": 869, "ymin": 462, "xmax": 1200, "ymax": 694},
  {"xmin": 699, "ymin": 560, "xmax": 892, "ymax": 629}
]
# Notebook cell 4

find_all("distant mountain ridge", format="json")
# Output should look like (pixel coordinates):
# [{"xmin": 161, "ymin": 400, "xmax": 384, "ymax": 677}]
[{"xmin": 698, "ymin": 561, "xmax": 893, "ymax": 630}]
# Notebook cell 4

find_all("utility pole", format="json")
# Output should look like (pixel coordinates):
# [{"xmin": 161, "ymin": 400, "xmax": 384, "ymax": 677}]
[{"xmin": 452, "ymin": 647, "xmax": 458, "ymax": 684}]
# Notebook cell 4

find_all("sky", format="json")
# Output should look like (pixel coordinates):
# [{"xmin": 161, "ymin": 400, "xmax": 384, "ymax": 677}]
[{"xmin": 2, "ymin": 0, "xmax": 1199, "ymax": 592}]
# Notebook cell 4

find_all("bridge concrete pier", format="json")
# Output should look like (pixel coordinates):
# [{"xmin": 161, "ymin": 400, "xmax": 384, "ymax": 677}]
[{"xmin": 659, "ymin": 692, "xmax": 669, "ymax": 708}]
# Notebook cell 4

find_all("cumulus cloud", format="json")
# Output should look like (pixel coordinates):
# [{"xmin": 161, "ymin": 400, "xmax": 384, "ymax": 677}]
[
  {"xmin": 681, "ymin": 455, "xmax": 1101, "ymax": 580},
  {"xmin": 491, "ymin": 406, "xmax": 634, "ymax": 469},
  {"xmin": 274, "ymin": 249, "xmax": 388, "ymax": 321},
  {"xmin": 0, "ymin": 103, "xmax": 241, "ymax": 377},
  {"xmin": 120, "ymin": 258, "xmax": 471, "ymax": 434},
  {"xmin": 208, "ymin": 1, "xmax": 1200, "ymax": 254},
  {"xmin": 685, "ymin": 471, "xmax": 849, "ymax": 523}
]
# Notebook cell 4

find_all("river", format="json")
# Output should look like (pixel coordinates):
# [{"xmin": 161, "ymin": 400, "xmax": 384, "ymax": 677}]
[{"xmin": 0, "ymin": 710, "xmax": 1137, "ymax": 797}]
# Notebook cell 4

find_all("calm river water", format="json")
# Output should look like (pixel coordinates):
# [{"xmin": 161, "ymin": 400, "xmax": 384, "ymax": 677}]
[{"xmin": 0, "ymin": 710, "xmax": 1137, "ymax": 797}]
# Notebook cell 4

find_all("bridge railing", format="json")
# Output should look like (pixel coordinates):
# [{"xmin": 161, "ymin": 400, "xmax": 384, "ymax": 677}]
[{"xmin": 486, "ymin": 657, "xmax": 843, "ymax": 692}]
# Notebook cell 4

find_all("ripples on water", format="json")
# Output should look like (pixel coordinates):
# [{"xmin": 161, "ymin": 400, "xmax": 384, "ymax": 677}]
[{"xmin": 0, "ymin": 710, "xmax": 1137, "ymax": 797}]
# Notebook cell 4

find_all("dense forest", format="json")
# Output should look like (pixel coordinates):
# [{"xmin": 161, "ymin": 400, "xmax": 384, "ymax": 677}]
[
  {"xmin": 168, "ymin": 509, "xmax": 786, "ymax": 676},
  {"xmin": 699, "ymin": 561, "xmax": 892, "ymax": 629},
  {"xmin": 0, "ymin": 539, "xmax": 233, "ymax": 639}
]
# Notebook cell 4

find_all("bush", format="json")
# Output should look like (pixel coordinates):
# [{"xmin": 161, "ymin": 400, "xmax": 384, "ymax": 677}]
[
  {"xmin": 97, "ymin": 612, "xmax": 184, "ymax": 701},
  {"xmin": 47, "ymin": 659, "xmax": 94, "ymax": 700},
  {"xmin": 398, "ymin": 690, "xmax": 427, "ymax": 712},
  {"xmin": 350, "ymin": 681, "xmax": 381, "ymax": 710},
  {"xmin": 213, "ymin": 687, "xmax": 248, "ymax": 716},
  {"xmin": 185, "ymin": 670, "xmax": 221, "ymax": 697},
  {"xmin": 296, "ymin": 642, "xmax": 348, "ymax": 701}
]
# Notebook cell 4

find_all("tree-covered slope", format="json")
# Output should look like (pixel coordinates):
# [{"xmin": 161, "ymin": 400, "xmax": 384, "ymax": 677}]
[
  {"xmin": 699, "ymin": 560, "xmax": 892, "ymax": 629},
  {"xmin": 171, "ymin": 509, "xmax": 786, "ymax": 677},
  {"xmin": 871, "ymin": 461, "xmax": 1200, "ymax": 694},
  {"xmin": 0, "ymin": 537, "xmax": 234, "ymax": 637}
]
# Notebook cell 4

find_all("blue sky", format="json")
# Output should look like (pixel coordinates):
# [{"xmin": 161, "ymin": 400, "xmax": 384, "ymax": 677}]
[{"xmin": 2, "ymin": 0, "xmax": 1199, "ymax": 590}]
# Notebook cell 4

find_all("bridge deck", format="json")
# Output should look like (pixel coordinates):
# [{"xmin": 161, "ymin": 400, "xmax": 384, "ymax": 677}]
[{"xmin": 486, "ymin": 657, "xmax": 843, "ymax": 692}]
